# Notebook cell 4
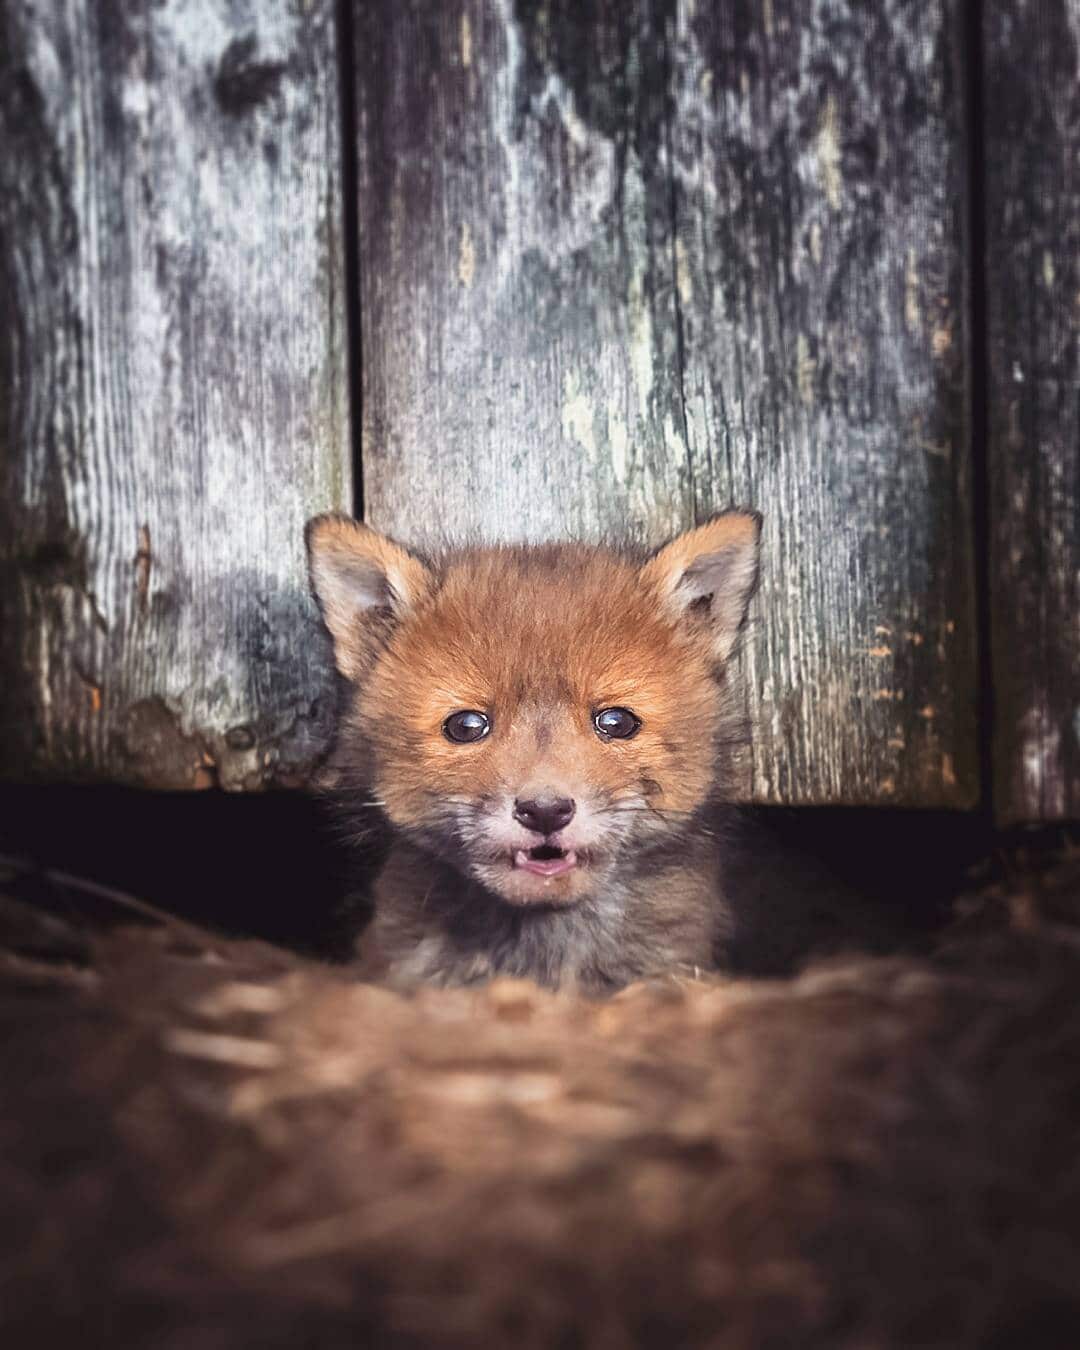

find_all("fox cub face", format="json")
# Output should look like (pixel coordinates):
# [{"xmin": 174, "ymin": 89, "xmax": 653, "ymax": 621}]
[{"xmin": 307, "ymin": 514, "xmax": 760, "ymax": 909}]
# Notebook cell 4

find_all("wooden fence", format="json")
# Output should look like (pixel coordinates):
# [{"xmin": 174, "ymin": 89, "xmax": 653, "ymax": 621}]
[{"xmin": 1, "ymin": 0, "xmax": 1076, "ymax": 820}]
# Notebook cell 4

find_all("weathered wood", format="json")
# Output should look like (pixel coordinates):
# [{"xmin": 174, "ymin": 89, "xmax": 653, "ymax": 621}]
[
  {"xmin": 985, "ymin": 0, "xmax": 1080, "ymax": 822},
  {"xmin": 0, "ymin": 1, "xmax": 350, "ymax": 789},
  {"xmin": 669, "ymin": 0, "xmax": 976, "ymax": 805},
  {"xmin": 353, "ymin": 0, "xmax": 977, "ymax": 805},
  {"xmin": 354, "ymin": 0, "xmax": 691, "ymax": 547}
]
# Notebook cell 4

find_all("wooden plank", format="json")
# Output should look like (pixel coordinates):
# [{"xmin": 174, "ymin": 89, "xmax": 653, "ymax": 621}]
[
  {"xmin": 0, "ymin": 1, "xmax": 350, "ymax": 789},
  {"xmin": 984, "ymin": 0, "xmax": 1080, "ymax": 822},
  {"xmin": 355, "ymin": 0, "xmax": 977, "ymax": 805},
  {"xmin": 669, "ymin": 0, "xmax": 976, "ymax": 804},
  {"xmin": 353, "ymin": 0, "xmax": 692, "ymax": 547}
]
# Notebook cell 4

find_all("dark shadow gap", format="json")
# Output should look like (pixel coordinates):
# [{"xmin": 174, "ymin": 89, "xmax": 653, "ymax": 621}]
[
  {"xmin": 0, "ymin": 785, "xmax": 365, "ymax": 960},
  {"xmin": 0, "ymin": 784, "xmax": 1002, "ymax": 960}
]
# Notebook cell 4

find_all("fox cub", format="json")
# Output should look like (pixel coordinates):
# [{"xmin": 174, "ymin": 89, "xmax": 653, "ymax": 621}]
[{"xmin": 306, "ymin": 512, "xmax": 761, "ymax": 992}]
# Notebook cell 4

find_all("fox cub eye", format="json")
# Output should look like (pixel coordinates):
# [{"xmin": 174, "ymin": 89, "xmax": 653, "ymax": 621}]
[
  {"xmin": 443, "ymin": 710, "xmax": 491, "ymax": 744},
  {"xmin": 593, "ymin": 707, "xmax": 641, "ymax": 740}
]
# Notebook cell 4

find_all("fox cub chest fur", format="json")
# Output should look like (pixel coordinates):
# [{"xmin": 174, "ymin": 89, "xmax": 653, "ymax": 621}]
[{"xmin": 307, "ymin": 512, "xmax": 760, "ymax": 992}]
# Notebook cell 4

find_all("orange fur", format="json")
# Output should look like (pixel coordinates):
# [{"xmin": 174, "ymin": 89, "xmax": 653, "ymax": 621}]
[{"xmin": 307, "ymin": 514, "xmax": 761, "ymax": 989}]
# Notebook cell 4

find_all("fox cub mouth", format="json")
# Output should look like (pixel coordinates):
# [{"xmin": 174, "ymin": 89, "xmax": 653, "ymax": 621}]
[{"xmin": 513, "ymin": 844, "xmax": 579, "ymax": 879}]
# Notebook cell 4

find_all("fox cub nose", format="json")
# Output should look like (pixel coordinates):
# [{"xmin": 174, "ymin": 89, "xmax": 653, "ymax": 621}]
[{"xmin": 513, "ymin": 796, "xmax": 576, "ymax": 836}]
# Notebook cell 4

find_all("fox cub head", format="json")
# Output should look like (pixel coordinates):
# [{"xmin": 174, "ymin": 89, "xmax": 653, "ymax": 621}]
[{"xmin": 307, "ymin": 514, "xmax": 760, "ymax": 909}]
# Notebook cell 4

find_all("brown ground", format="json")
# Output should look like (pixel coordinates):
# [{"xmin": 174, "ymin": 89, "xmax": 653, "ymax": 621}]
[{"xmin": 2, "ymin": 844, "xmax": 1080, "ymax": 1349}]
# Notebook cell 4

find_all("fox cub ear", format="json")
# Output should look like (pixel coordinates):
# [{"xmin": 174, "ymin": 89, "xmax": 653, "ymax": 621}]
[
  {"xmin": 641, "ymin": 511, "xmax": 761, "ymax": 664},
  {"xmin": 305, "ymin": 514, "xmax": 433, "ymax": 679}
]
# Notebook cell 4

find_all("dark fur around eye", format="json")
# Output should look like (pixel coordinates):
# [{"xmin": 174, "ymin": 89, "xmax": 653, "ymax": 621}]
[
  {"xmin": 593, "ymin": 707, "xmax": 641, "ymax": 740},
  {"xmin": 443, "ymin": 710, "xmax": 491, "ymax": 744}
]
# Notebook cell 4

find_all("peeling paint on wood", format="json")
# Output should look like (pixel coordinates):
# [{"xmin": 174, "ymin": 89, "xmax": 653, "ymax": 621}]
[
  {"xmin": 0, "ymin": 0, "xmax": 351, "ymax": 789},
  {"xmin": 985, "ymin": 0, "xmax": 1080, "ymax": 821}
]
